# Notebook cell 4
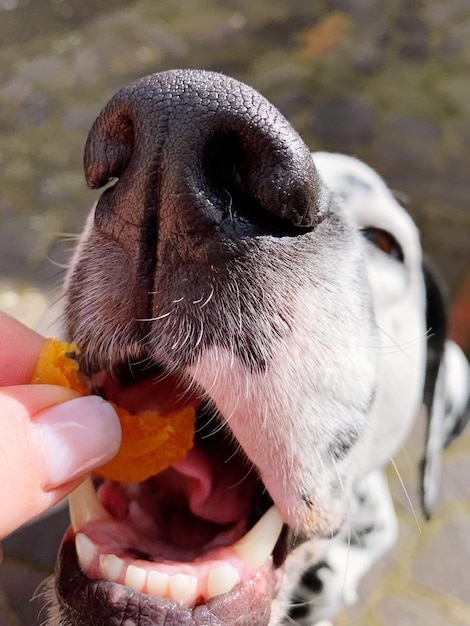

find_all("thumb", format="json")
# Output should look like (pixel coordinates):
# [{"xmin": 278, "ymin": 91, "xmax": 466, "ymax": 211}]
[{"xmin": 0, "ymin": 383, "xmax": 121, "ymax": 539}]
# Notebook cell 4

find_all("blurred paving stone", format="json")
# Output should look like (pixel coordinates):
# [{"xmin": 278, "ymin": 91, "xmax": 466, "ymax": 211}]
[
  {"xmin": 395, "ymin": 14, "xmax": 431, "ymax": 60},
  {"xmin": 17, "ymin": 92, "xmax": 52, "ymax": 128},
  {"xmin": 328, "ymin": 0, "xmax": 387, "ymax": 19},
  {"xmin": 0, "ymin": 283, "xmax": 64, "ymax": 337},
  {"xmin": 438, "ymin": 453, "xmax": 470, "ymax": 503},
  {"xmin": 20, "ymin": 56, "xmax": 63, "ymax": 85},
  {"xmin": 412, "ymin": 517, "xmax": 470, "ymax": 604},
  {"xmin": 380, "ymin": 594, "xmax": 459, "ymax": 626},
  {"xmin": 0, "ymin": 588, "xmax": 18, "ymax": 626},
  {"xmin": 0, "ymin": 280, "xmax": 64, "ymax": 342},
  {"xmin": 0, "ymin": 558, "xmax": 50, "ymax": 626},
  {"xmin": 384, "ymin": 114, "xmax": 441, "ymax": 141},
  {"xmin": 61, "ymin": 106, "xmax": 97, "ymax": 132},
  {"xmin": 312, "ymin": 96, "xmax": 375, "ymax": 146},
  {"xmin": 0, "ymin": 286, "xmax": 49, "ymax": 329},
  {"xmin": 2, "ymin": 506, "xmax": 69, "ymax": 571}
]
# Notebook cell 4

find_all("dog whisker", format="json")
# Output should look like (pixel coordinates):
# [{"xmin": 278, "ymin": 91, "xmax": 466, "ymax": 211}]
[
  {"xmin": 222, "ymin": 187, "xmax": 234, "ymax": 221},
  {"xmin": 362, "ymin": 417, "xmax": 422, "ymax": 533},
  {"xmin": 229, "ymin": 276, "xmax": 243, "ymax": 334},
  {"xmin": 138, "ymin": 310, "xmax": 174, "ymax": 322},
  {"xmin": 171, "ymin": 326, "xmax": 193, "ymax": 352},
  {"xmin": 227, "ymin": 462, "xmax": 255, "ymax": 490},
  {"xmin": 45, "ymin": 255, "xmax": 75, "ymax": 271},
  {"xmin": 332, "ymin": 459, "xmax": 353, "ymax": 598},
  {"xmin": 32, "ymin": 577, "xmax": 58, "ymax": 626},
  {"xmin": 376, "ymin": 333, "xmax": 430, "ymax": 354},
  {"xmin": 388, "ymin": 455, "xmax": 422, "ymax": 533},
  {"xmin": 195, "ymin": 317, "xmax": 207, "ymax": 348},
  {"xmin": 199, "ymin": 285, "xmax": 215, "ymax": 309},
  {"xmin": 376, "ymin": 324, "xmax": 428, "ymax": 363},
  {"xmin": 55, "ymin": 231, "xmax": 82, "ymax": 242}
]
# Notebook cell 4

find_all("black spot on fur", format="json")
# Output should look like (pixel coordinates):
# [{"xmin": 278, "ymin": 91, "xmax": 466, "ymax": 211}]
[
  {"xmin": 301, "ymin": 560, "xmax": 331, "ymax": 594},
  {"xmin": 328, "ymin": 427, "xmax": 360, "ymax": 460},
  {"xmin": 348, "ymin": 523, "xmax": 380, "ymax": 547},
  {"xmin": 287, "ymin": 593, "xmax": 311, "ymax": 620}
]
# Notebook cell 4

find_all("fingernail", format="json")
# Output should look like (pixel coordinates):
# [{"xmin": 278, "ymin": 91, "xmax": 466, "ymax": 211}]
[{"xmin": 34, "ymin": 396, "xmax": 122, "ymax": 489}]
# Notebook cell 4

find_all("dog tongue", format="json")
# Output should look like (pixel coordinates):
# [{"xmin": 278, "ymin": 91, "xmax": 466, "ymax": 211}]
[{"xmin": 151, "ymin": 444, "xmax": 254, "ymax": 526}]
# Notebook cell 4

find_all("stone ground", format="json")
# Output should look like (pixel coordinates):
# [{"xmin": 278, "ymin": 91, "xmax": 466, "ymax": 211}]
[{"xmin": 1, "ymin": 0, "xmax": 469, "ymax": 624}]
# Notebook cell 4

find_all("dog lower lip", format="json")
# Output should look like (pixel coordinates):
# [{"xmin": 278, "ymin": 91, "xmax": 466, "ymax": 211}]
[
  {"xmin": 69, "ymin": 480, "xmax": 283, "ymax": 602},
  {"xmin": 56, "ymin": 534, "xmax": 278, "ymax": 626}
]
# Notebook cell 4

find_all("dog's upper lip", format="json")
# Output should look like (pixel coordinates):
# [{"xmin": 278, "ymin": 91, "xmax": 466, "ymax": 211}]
[{"xmin": 96, "ymin": 358, "xmax": 200, "ymax": 417}]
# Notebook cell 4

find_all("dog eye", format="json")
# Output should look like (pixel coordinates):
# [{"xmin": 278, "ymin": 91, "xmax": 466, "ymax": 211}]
[{"xmin": 361, "ymin": 227, "xmax": 404, "ymax": 262}]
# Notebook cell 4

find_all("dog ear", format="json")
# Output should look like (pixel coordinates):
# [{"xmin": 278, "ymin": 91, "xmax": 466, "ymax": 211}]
[{"xmin": 420, "ymin": 263, "xmax": 470, "ymax": 519}]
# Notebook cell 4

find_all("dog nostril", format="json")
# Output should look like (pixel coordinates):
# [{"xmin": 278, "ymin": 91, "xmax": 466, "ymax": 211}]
[
  {"xmin": 203, "ymin": 131, "xmax": 315, "ymax": 238},
  {"xmin": 203, "ymin": 132, "xmax": 246, "ymax": 198},
  {"xmin": 85, "ymin": 115, "xmax": 134, "ymax": 190}
]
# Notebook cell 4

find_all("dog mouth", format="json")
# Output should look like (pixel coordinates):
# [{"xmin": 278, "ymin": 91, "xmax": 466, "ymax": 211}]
[{"xmin": 57, "ymin": 355, "xmax": 290, "ymax": 625}]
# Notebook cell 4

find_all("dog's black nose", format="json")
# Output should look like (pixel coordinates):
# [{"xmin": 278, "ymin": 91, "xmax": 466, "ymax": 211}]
[{"xmin": 84, "ymin": 70, "xmax": 328, "ymax": 263}]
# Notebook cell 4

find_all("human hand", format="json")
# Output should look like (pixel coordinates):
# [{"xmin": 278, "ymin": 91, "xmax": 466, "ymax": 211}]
[{"xmin": 0, "ymin": 311, "xmax": 121, "ymax": 540}]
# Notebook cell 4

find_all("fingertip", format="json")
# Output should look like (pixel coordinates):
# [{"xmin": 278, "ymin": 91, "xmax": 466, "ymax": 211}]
[
  {"xmin": 34, "ymin": 395, "xmax": 122, "ymax": 489},
  {"xmin": 0, "ymin": 312, "xmax": 45, "ymax": 386},
  {"xmin": 0, "ymin": 388, "xmax": 121, "ymax": 538}
]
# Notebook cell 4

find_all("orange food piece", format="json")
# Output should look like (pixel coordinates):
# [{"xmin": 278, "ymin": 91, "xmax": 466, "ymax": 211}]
[
  {"xmin": 31, "ymin": 338, "xmax": 88, "ymax": 395},
  {"xmin": 31, "ymin": 338, "xmax": 196, "ymax": 482},
  {"xmin": 95, "ymin": 404, "xmax": 195, "ymax": 482}
]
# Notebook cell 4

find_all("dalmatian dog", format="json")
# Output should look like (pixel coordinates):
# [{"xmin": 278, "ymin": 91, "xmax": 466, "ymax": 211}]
[{"xmin": 43, "ymin": 70, "xmax": 470, "ymax": 626}]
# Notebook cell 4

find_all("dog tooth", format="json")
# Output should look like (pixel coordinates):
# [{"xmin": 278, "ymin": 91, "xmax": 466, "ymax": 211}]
[
  {"xmin": 147, "ymin": 570, "xmax": 169, "ymax": 597},
  {"xmin": 233, "ymin": 506, "xmax": 283, "ymax": 571},
  {"xmin": 99, "ymin": 554, "xmax": 125, "ymax": 582},
  {"xmin": 69, "ymin": 477, "xmax": 111, "ymax": 532},
  {"xmin": 168, "ymin": 573, "xmax": 198, "ymax": 604},
  {"xmin": 207, "ymin": 565, "xmax": 240, "ymax": 599},
  {"xmin": 75, "ymin": 532, "xmax": 98, "ymax": 571},
  {"xmin": 125, "ymin": 564, "xmax": 147, "ymax": 593}
]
